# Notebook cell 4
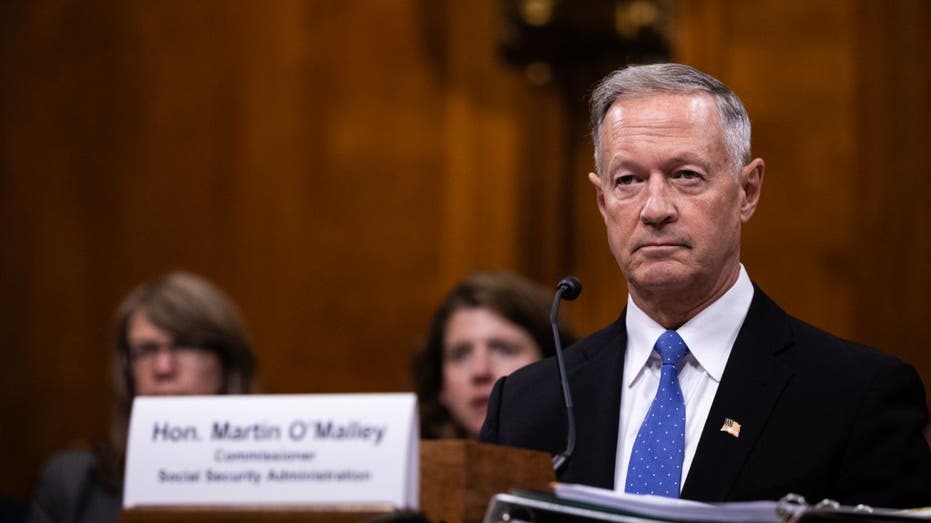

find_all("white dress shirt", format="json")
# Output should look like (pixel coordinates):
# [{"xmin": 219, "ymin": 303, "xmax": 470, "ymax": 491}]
[{"xmin": 613, "ymin": 264, "xmax": 754, "ymax": 493}]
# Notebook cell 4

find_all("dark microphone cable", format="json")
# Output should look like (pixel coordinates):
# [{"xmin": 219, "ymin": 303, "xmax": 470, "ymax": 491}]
[{"xmin": 551, "ymin": 276, "xmax": 582, "ymax": 471}]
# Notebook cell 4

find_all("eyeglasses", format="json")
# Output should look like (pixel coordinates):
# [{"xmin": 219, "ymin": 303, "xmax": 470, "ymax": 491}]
[{"xmin": 128, "ymin": 341, "xmax": 208, "ymax": 362}]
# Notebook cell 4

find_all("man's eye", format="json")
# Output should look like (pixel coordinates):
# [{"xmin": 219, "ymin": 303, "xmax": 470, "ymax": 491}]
[
  {"xmin": 615, "ymin": 175, "xmax": 637, "ymax": 186},
  {"xmin": 675, "ymin": 170, "xmax": 701, "ymax": 180}
]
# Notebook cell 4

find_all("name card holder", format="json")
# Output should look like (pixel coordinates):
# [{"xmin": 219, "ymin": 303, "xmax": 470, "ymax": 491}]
[{"xmin": 123, "ymin": 394, "xmax": 418, "ymax": 511}]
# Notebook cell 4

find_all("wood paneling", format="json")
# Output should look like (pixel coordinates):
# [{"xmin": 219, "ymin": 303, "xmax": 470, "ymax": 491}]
[
  {"xmin": 852, "ymin": 0, "xmax": 931, "ymax": 399},
  {"xmin": 0, "ymin": 0, "xmax": 564, "ymax": 502}
]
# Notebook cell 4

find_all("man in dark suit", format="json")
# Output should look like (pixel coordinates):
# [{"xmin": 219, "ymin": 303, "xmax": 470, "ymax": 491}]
[{"xmin": 479, "ymin": 63, "xmax": 931, "ymax": 508}]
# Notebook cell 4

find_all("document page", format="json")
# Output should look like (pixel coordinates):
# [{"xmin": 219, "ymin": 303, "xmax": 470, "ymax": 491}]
[{"xmin": 553, "ymin": 483, "xmax": 790, "ymax": 523}]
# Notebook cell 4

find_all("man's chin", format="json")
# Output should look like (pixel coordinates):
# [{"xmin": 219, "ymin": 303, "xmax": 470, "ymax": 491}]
[{"xmin": 626, "ymin": 263, "xmax": 695, "ymax": 293}]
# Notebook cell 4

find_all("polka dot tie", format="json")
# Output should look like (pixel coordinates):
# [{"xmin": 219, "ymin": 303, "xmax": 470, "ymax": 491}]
[{"xmin": 625, "ymin": 330, "xmax": 688, "ymax": 498}]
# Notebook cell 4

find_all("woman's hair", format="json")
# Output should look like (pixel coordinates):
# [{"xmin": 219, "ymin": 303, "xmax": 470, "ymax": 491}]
[
  {"xmin": 412, "ymin": 271, "xmax": 576, "ymax": 439},
  {"xmin": 97, "ymin": 271, "xmax": 256, "ymax": 490}
]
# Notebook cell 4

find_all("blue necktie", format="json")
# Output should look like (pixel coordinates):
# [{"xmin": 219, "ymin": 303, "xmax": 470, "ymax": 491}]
[{"xmin": 625, "ymin": 330, "xmax": 688, "ymax": 497}]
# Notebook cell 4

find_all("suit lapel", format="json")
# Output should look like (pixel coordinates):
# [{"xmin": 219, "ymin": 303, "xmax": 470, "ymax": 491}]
[
  {"xmin": 681, "ymin": 288, "xmax": 794, "ymax": 501},
  {"xmin": 561, "ymin": 315, "xmax": 627, "ymax": 489}
]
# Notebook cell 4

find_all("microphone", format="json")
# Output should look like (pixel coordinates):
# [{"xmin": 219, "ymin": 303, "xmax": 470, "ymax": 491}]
[
  {"xmin": 557, "ymin": 276, "xmax": 583, "ymax": 300},
  {"xmin": 550, "ymin": 276, "xmax": 582, "ymax": 471}
]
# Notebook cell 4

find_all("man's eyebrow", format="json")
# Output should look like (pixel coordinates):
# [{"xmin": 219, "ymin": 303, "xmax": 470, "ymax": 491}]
[
  {"xmin": 667, "ymin": 153, "xmax": 708, "ymax": 164},
  {"xmin": 664, "ymin": 153, "xmax": 714, "ymax": 170},
  {"xmin": 605, "ymin": 156, "xmax": 646, "ymax": 173},
  {"xmin": 605, "ymin": 154, "xmax": 712, "ymax": 173}
]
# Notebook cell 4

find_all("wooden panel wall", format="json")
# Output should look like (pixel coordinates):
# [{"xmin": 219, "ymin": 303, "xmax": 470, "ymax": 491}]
[
  {"xmin": 1, "ymin": 0, "xmax": 928, "ymax": 506},
  {"xmin": 568, "ymin": 0, "xmax": 931, "ymax": 401},
  {"xmin": 0, "ymin": 0, "xmax": 566, "ymax": 501}
]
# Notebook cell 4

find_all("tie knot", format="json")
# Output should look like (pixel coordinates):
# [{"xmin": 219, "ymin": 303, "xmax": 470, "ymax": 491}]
[{"xmin": 655, "ymin": 330, "xmax": 688, "ymax": 366}]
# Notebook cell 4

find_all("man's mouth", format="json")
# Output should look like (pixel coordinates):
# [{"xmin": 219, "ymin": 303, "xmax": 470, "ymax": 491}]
[{"xmin": 635, "ymin": 241, "xmax": 688, "ymax": 253}]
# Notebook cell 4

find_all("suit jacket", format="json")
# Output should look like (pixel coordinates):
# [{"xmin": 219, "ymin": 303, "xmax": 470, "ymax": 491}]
[{"xmin": 479, "ymin": 287, "xmax": 931, "ymax": 508}]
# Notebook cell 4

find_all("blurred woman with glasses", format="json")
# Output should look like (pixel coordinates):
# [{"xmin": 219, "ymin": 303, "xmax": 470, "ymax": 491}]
[{"xmin": 29, "ymin": 272, "xmax": 256, "ymax": 523}]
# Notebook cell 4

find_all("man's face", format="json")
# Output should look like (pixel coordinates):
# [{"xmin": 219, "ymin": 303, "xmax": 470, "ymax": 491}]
[{"xmin": 589, "ymin": 93, "xmax": 762, "ymax": 305}]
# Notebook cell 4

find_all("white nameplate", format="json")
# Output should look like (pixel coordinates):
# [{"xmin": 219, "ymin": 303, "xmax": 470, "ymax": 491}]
[{"xmin": 123, "ymin": 394, "xmax": 418, "ymax": 509}]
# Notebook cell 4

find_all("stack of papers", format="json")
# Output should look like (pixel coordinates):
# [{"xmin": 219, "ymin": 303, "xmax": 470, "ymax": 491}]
[
  {"xmin": 550, "ymin": 484, "xmax": 931, "ymax": 522},
  {"xmin": 553, "ymin": 483, "xmax": 793, "ymax": 522}
]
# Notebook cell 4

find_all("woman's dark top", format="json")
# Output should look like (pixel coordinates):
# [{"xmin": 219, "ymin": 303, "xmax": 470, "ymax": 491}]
[{"xmin": 29, "ymin": 451, "xmax": 120, "ymax": 523}]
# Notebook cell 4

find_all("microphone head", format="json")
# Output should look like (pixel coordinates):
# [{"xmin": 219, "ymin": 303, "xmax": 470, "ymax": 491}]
[{"xmin": 557, "ymin": 276, "xmax": 583, "ymax": 301}]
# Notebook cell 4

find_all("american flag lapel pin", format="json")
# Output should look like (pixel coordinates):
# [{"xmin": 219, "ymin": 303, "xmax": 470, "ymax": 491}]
[{"xmin": 720, "ymin": 418, "xmax": 741, "ymax": 438}]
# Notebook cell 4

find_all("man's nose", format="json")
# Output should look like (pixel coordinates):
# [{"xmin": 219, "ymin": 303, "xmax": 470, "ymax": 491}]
[{"xmin": 640, "ymin": 177, "xmax": 677, "ymax": 226}]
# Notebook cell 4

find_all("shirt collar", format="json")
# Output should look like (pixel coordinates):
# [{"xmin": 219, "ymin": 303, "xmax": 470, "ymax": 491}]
[{"xmin": 625, "ymin": 264, "xmax": 754, "ymax": 385}]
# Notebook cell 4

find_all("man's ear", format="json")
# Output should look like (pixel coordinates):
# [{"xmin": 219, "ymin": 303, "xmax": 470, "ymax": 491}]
[
  {"xmin": 588, "ymin": 171, "xmax": 607, "ymax": 221},
  {"xmin": 739, "ymin": 158, "xmax": 764, "ymax": 222}
]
